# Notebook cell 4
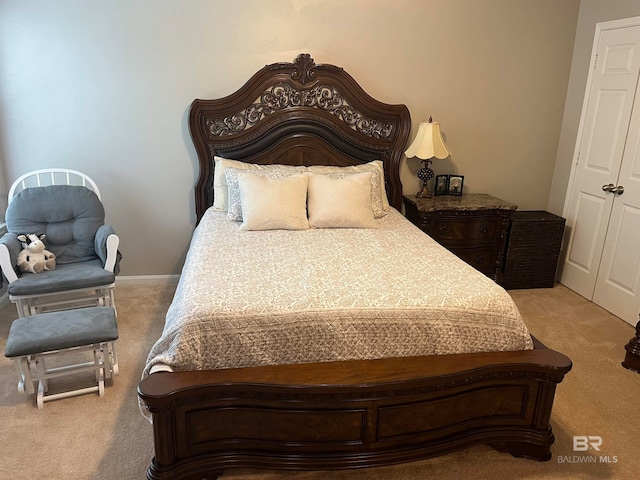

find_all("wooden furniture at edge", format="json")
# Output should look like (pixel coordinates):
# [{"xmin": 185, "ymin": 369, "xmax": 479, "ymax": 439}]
[
  {"xmin": 404, "ymin": 194, "xmax": 516, "ymax": 284},
  {"xmin": 137, "ymin": 54, "xmax": 572, "ymax": 480},
  {"xmin": 622, "ymin": 318, "xmax": 640, "ymax": 373}
]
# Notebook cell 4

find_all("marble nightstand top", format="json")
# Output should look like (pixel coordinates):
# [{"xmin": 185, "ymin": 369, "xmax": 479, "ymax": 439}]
[{"xmin": 403, "ymin": 194, "xmax": 518, "ymax": 212}]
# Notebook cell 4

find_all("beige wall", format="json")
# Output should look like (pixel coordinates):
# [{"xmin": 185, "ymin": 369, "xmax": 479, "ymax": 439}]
[
  {"xmin": 548, "ymin": 0, "xmax": 640, "ymax": 215},
  {"xmin": 0, "ymin": 0, "xmax": 579, "ymax": 276}
]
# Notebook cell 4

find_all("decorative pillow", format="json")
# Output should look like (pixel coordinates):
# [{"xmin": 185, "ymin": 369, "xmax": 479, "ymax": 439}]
[
  {"xmin": 307, "ymin": 172, "xmax": 377, "ymax": 229},
  {"xmin": 237, "ymin": 172, "xmax": 309, "ymax": 231},
  {"xmin": 213, "ymin": 157, "xmax": 302, "ymax": 211},
  {"xmin": 306, "ymin": 161, "xmax": 389, "ymax": 217},
  {"xmin": 225, "ymin": 166, "xmax": 306, "ymax": 221}
]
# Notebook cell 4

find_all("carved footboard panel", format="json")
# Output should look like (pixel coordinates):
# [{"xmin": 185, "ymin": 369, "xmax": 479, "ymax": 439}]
[{"xmin": 138, "ymin": 342, "xmax": 571, "ymax": 480}]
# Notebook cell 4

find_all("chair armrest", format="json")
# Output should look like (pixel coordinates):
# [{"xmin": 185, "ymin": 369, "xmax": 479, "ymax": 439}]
[
  {"xmin": 0, "ymin": 233, "xmax": 21, "ymax": 283},
  {"xmin": 95, "ymin": 225, "xmax": 121, "ymax": 274}
]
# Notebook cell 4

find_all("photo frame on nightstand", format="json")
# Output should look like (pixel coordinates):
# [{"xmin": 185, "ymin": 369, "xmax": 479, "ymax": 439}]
[
  {"xmin": 447, "ymin": 175, "xmax": 464, "ymax": 196},
  {"xmin": 434, "ymin": 175, "xmax": 449, "ymax": 196}
]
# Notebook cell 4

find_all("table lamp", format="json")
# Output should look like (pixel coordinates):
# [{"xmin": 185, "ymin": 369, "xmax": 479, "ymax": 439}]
[{"xmin": 404, "ymin": 117, "xmax": 451, "ymax": 197}]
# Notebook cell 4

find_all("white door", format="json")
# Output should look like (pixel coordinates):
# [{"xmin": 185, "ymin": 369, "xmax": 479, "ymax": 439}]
[
  {"xmin": 592, "ymin": 87, "xmax": 640, "ymax": 324},
  {"xmin": 561, "ymin": 19, "xmax": 640, "ymax": 326}
]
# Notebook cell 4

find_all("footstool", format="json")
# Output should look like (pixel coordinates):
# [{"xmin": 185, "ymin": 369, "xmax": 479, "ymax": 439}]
[{"xmin": 4, "ymin": 306, "xmax": 119, "ymax": 409}]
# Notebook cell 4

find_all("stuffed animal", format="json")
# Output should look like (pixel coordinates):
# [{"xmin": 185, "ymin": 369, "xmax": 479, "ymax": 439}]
[{"xmin": 16, "ymin": 234, "xmax": 56, "ymax": 274}]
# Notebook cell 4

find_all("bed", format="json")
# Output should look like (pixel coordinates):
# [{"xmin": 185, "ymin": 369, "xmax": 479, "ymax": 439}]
[{"xmin": 138, "ymin": 54, "xmax": 572, "ymax": 480}]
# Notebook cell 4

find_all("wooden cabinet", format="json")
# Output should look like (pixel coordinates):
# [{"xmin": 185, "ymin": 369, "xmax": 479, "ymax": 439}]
[{"xmin": 403, "ymin": 194, "xmax": 517, "ymax": 284}]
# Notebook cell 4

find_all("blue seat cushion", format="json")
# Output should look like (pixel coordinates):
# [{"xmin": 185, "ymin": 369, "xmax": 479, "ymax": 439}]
[
  {"xmin": 4, "ymin": 307, "xmax": 118, "ymax": 357},
  {"xmin": 7, "ymin": 259, "xmax": 115, "ymax": 296}
]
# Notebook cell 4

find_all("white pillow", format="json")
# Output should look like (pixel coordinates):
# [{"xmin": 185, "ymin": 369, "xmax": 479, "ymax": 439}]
[
  {"xmin": 307, "ymin": 172, "xmax": 377, "ymax": 229},
  {"xmin": 225, "ymin": 166, "xmax": 305, "ymax": 221},
  {"xmin": 213, "ymin": 157, "xmax": 303, "ymax": 211},
  {"xmin": 306, "ymin": 161, "xmax": 389, "ymax": 217},
  {"xmin": 237, "ymin": 172, "xmax": 310, "ymax": 231}
]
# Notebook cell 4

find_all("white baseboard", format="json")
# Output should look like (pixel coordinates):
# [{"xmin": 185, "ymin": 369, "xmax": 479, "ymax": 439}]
[{"xmin": 115, "ymin": 275, "xmax": 180, "ymax": 286}]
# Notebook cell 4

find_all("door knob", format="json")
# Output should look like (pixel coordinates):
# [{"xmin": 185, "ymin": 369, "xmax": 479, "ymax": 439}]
[{"xmin": 602, "ymin": 184, "xmax": 624, "ymax": 195}]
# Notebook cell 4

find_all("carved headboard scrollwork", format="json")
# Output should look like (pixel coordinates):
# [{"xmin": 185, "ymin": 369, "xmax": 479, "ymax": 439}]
[{"xmin": 189, "ymin": 53, "xmax": 411, "ymax": 223}]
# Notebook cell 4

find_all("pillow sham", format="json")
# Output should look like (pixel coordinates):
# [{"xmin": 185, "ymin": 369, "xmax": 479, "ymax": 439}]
[
  {"xmin": 307, "ymin": 172, "xmax": 377, "ymax": 229},
  {"xmin": 306, "ymin": 160, "xmax": 389, "ymax": 217},
  {"xmin": 237, "ymin": 172, "xmax": 309, "ymax": 231},
  {"xmin": 213, "ymin": 157, "xmax": 303, "ymax": 211},
  {"xmin": 225, "ymin": 166, "xmax": 306, "ymax": 222}
]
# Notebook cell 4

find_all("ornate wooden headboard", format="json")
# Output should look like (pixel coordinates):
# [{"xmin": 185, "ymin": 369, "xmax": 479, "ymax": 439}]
[{"xmin": 188, "ymin": 54, "xmax": 411, "ymax": 223}]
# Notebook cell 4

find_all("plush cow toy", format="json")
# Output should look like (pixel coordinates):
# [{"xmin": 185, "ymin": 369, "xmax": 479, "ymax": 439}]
[{"xmin": 17, "ymin": 234, "xmax": 56, "ymax": 274}]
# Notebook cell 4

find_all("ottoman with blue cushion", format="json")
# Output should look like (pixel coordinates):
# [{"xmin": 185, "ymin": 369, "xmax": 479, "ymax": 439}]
[{"xmin": 4, "ymin": 306, "xmax": 119, "ymax": 409}]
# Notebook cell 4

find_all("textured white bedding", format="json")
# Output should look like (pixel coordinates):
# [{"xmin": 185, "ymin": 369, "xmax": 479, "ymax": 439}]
[{"xmin": 143, "ymin": 208, "xmax": 532, "ymax": 377}]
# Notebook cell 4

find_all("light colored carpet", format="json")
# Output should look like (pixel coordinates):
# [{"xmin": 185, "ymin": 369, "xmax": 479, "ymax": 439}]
[{"xmin": 1, "ymin": 282, "xmax": 638, "ymax": 480}]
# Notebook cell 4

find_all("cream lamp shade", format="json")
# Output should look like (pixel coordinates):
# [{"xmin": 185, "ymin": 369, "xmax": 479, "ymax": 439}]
[{"xmin": 404, "ymin": 120, "xmax": 451, "ymax": 160}]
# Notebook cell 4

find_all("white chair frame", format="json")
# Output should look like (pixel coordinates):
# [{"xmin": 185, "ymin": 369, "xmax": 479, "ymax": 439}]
[
  {"xmin": 8, "ymin": 168, "xmax": 101, "ymax": 203},
  {"xmin": 8, "ymin": 281, "xmax": 117, "ymax": 318},
  {"xmin": 12, "ymin": 340, "xmax": 119, "ymax": 408},
  {"xmin": 0, "ymin": 169, "xmax": 119, "ymax": 317}
]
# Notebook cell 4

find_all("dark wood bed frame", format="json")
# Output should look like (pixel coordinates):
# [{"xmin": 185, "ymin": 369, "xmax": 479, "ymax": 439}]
[{"xmin": 138, "ymin": 54, "xmax": 572, "ymax": 480}]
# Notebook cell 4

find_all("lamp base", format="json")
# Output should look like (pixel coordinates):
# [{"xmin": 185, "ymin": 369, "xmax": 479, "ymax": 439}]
[
  {"xmin": 416, "ymin": 185, "xmax": 432, "ymax": 198},
  {"xmin": 416, "ymin": 161, "xmax": 434, "ymax": 199}
]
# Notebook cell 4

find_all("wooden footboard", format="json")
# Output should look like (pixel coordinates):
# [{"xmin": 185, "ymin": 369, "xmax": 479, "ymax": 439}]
[{"xmin": 138, "ymin": 341, "xmax": 571, "ymax": 480}]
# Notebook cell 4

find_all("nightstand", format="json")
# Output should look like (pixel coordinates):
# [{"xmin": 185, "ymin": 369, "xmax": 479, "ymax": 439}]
[{"xmin": 403, "ymin": 194, "xmax": 517, "ymax": 284}]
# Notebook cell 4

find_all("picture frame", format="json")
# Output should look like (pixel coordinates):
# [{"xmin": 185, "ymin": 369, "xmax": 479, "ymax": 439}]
[
  {"xmin": 434, "ymin": 175, "xmax": 449, "ymax": 196},
  {"xmin": 447, "ymin": 175, "xmax": 464, "ymax": 196}
]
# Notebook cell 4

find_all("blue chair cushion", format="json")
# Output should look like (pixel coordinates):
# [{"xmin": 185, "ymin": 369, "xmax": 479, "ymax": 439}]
[
  {"xmin": 6, "ymin": 185, "xmax": 105, "ymax": 265},
  {"xmin": 7, "ymin": 259, "xmax": 115, "ymax": 296},
  {"xmin": 4, "ymin": 307, "xmax": 118, "ymax": 357}
]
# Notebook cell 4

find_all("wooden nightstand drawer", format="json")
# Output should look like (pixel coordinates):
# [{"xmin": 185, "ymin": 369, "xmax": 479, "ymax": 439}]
[
  {"xmin": 403, "ymin": 194, "xmax": 517, "ymax": 284},
  {"xmin": 449, "ymin": 247, "xmax": 498, "ymax": 275},
  {"xmin": 431, "ymin": 217, "xmax": 500, "ymax": 243}
]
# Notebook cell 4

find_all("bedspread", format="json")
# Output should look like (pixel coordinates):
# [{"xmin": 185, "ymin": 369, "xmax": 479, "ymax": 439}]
[{"xmin": 143, "ymin": 208, "xmax": 533, "ymax": 378}]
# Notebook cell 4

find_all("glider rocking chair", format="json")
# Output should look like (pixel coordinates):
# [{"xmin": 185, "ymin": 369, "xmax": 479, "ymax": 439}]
[{"xmin": 0, "ymin": 169, "xmax": 121, "ymax": 317}]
